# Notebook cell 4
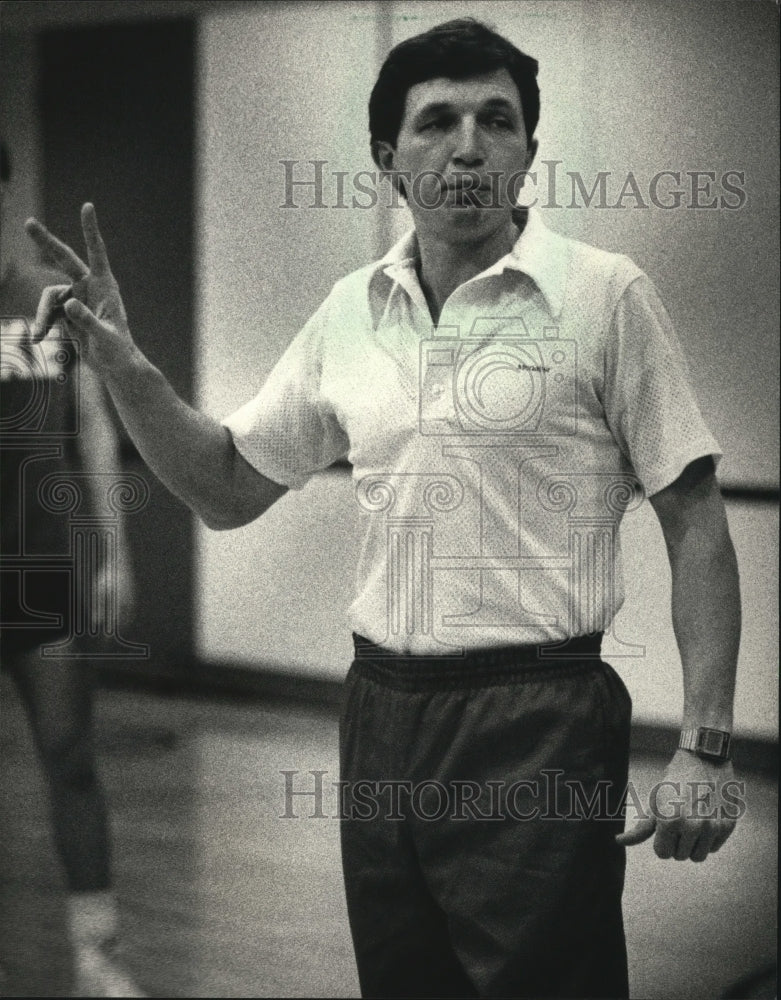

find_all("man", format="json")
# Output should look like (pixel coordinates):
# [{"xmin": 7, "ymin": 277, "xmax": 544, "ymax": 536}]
[{"xmin": 26, "ymin": 19, "xmax": 740, "ymax": 999}]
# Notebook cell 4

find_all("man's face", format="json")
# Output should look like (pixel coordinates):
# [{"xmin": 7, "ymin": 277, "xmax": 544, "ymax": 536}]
[{"xmin": 376, "ymin": 68, "xmax": 537, "ymax": 244}]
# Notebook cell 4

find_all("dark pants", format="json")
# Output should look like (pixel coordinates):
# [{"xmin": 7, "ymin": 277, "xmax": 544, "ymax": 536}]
[{"xmin": 339, "ymin": 635, "xmax": 632, "ymax": 999}]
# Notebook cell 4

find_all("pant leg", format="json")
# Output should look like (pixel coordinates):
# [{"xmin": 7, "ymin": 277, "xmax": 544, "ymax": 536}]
[
  {"xmin": 408, "ymin": 660, "xmax": 632, "ymax": 998},
  {"xmin": 339, "ymin": 667, "xmax": 478, "ymax": 999}
]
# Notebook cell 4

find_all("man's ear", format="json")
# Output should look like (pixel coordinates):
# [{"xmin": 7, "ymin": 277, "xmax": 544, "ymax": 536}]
[
  {"xmin": 371, "ymin": 139, "xmax": 396, "ymax": 173},
  {"xmin": 372, "ymin": 139, "xmax": 408, "ymax": 200}
]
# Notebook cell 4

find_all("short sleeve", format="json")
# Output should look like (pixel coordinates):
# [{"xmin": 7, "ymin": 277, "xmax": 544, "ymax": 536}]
[
  {"xmin": 221, "ymin": 300, "xmax": 349, "ymax": 490},
  {"xmin": 602, "ymin": 274, "xmax": 722, "ymax": 496}
]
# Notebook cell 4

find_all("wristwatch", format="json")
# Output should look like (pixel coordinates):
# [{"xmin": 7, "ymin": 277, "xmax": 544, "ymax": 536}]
[{"xmin": 678, "ymin": 727, "xmax": 732, "ymax": 761}]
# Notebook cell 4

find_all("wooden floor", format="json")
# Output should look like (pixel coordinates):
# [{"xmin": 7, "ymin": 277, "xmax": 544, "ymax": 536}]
[{"xmin": 1, "ymin": 673, "xmax": 776, "ymax": 998}]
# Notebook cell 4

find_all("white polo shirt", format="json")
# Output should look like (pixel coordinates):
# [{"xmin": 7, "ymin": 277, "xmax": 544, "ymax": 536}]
[{"xmin": 224, "ymin": 210, "xmax": 721, "ymax": 654}]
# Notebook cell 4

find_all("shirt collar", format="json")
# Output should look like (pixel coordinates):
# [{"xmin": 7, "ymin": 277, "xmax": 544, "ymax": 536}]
[{"xmin": 376, "ymin": 208, "xmax": 568, "ymax": 318}]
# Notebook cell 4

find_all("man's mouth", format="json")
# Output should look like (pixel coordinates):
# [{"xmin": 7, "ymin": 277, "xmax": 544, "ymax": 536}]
[{"xmin": 446, "ymin": 185, "xmax": 494, "ymax": 207}]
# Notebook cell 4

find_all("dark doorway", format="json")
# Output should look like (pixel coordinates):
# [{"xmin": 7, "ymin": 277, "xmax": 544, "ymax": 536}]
[{"xmin": 39, "ymin": 17, "xmax": 196, "ymax": 673}]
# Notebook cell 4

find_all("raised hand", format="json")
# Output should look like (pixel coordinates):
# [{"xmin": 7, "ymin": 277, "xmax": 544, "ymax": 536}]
[
  {"xmin": 24, "ymin": 203, "xmax": 284, "ymax": 531},
  {"xmin": 25, "ymin": 204, "xmax": 136, "ymax": 376}
]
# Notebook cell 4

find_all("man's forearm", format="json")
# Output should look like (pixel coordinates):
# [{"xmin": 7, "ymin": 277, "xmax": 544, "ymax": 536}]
[
  {"xmin": 668, "ymin": 522, "xmax": 741, "ymax": 731},
  {"xmin": 103, "ymin": 350, "xmax": 279, "ymax": 529},
  {"xmin": 623, "ymin": 469, "xmax": 742, "ymax": 858}
]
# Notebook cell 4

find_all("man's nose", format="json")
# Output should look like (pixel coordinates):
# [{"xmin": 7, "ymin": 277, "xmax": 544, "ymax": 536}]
[{"xmin": 451, "ymin": 118, "xmax": 485, "ymax": 166}]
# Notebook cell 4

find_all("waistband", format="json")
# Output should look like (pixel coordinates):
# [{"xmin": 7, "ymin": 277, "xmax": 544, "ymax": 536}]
[{"xmin": 351, "ymin": 632, "xmax": 604, "ymax": 692}]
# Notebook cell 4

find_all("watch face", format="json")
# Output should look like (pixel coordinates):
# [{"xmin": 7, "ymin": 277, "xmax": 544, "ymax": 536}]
[{"xmin": 696, "ymin": 729, "xmax": 730, "ymax": 757}]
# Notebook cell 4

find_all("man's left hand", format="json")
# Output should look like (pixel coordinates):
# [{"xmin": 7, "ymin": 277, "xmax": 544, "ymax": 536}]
[{"xmin": 616, "ymin": 750, "xmax": 741, "ymax": 861}]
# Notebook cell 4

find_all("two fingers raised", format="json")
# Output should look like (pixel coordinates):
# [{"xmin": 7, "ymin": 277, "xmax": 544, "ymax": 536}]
[
  {"xmin": 24, "ymin": 202, "xmax": 110, "ymax": 281},
  {"xmin": 25, "ymin": 204, "xmax": 112, "ymax": 341}
]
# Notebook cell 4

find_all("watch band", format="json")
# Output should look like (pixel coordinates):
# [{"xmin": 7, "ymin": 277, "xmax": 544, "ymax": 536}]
[{"xmin": 679, "ymin": 727, "xmax": 732, "ymax": 761}]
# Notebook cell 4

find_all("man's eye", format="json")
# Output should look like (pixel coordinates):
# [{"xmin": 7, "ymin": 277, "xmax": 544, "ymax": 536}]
[
  {"xmin": 488, "ymin": 116, "xmax": 513, "ymax": 130},
  {"xmin": 420, "ymin": 118, "xmax": 450, "ymax": 132}
]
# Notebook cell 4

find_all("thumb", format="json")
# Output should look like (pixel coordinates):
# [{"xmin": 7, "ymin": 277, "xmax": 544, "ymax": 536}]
[{"xmin": 615, "ymin": 816, "xmax": 657, "ymax": 847}]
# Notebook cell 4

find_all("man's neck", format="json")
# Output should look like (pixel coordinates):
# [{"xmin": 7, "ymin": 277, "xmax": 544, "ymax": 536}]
[{"xmin": 416, "ymin": 217, "xmax": 520, "ymax": 324}]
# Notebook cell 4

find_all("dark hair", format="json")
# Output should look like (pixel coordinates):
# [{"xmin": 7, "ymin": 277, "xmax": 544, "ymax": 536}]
[{"xmin": 369, "ymin": 18, "xmax": 540, "ymax": 149}]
